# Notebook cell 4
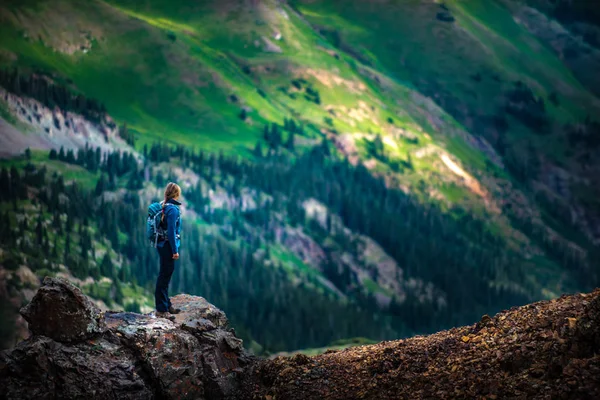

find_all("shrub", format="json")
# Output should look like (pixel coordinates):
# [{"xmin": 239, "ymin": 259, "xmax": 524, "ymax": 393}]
[
  {"xmin": 2, "ymin": 251, "xmax": 22, "ymax": 271},
  {"xmin": 125, "ymin": 300, "xmax": 142, "ymax": 313},
  {"xmin": 504, "ymin": 81, "xmax": 549, "ymax": 133},
  {"xmin": 436, "ymin": 12, "xmax": 455, "ymax": 22}
]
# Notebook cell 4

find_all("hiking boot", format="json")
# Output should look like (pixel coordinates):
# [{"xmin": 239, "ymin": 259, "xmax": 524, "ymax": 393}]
[
  {"xmin": 156, "ymin": 311, "xmax": 176, "ymax": 321},
  {"xmin": 168, "ymin": 306, "xmax": 181, "ymax": 315}
]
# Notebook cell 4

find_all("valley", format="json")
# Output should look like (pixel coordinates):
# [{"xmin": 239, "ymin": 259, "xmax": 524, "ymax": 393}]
[{"xmin": 0, "ymin": 0, "xmax": 598, "ymax": 354}]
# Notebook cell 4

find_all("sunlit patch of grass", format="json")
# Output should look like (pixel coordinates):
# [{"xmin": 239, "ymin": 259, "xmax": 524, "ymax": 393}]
[
  {"xmin": 0, "ymin": 150, "xmax": 99, "ymax": 189},
  {"xmin": 107, "ymin": 5, "xmax": 198, "ymax": 35},
  {"xmin": 362, "ymin": 277, "xmax": 393, "ymax": 297}
]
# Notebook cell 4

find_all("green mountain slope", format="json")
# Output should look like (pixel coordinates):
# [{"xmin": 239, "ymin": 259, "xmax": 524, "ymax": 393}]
[{"xmin": 0, "ymin": 0, "xmax": 598, "ymax": 352}]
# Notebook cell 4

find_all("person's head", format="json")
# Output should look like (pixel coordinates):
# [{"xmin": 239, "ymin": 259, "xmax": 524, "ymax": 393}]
[{"xmin": 163, "ymin": 182, "xmax": 181, "ymax": 206}]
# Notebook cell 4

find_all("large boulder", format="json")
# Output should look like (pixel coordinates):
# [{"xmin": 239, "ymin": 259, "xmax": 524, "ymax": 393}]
[
  {"xmin": 19, "ymin": 277, "xmax": 106, "ymax": 342},
  {"xmin": 1, "ymin": 277, "xmax": 255, "ymax": 399}
]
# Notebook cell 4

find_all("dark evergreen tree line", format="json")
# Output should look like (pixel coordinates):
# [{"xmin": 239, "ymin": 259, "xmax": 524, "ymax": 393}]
[
  {"xmin": 50, "ymin": 145, "xmax": 143, "ymax": 190},
  {"xmin": 0, "ymin": 69, "xmax": 107, "ymax": 124},
  {"xmin": 0, "ymin": 159, "xmax": 402, "ymax": 352}
]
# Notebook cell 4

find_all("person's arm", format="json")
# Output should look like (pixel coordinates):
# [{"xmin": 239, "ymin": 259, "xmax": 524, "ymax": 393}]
[{"xmin": 166, "ymin": 205, "xmax": 179, "ymax": 256}]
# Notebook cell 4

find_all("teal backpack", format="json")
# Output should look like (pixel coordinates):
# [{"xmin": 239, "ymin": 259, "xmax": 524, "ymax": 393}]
[{"xmin": 147, "ymin": 202, "xmax": 167, "ymax": 247}]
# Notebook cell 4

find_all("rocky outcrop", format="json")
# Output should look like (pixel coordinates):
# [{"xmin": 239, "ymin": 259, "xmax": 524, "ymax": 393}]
[
  {"xmin": 0, "ymin": 277, "xmax": 254, "ymax": 399},
  {"xmin": 0, "ymin": 87, "xmax": 127, "ymax": 156},
  {"xmin": 2, "ymin": 278, "xmax": 599, "ymax": 399}
]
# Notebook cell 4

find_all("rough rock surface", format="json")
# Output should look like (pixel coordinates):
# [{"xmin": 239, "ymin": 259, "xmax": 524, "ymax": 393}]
[
  {"xmin": 19, "ymin": 277, "xmax": 106, "ymax": 342},
  {"xmin": 0, "ymin": 278, "xmax": 254, "ymax": 399},
  {"xmin": 0, "ymin": 87, "xmax": 126, "ymax": 156},
  {"xmin": 245, "ymin": 289, "xmax": 600, "ymax": 399}
]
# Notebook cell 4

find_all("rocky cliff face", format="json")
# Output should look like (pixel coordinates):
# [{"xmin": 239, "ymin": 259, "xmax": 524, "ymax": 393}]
[
  {"xmin": 0, "ymin": 277, "xmax": 254, "ymax": 399},
  {"xmin": 0, "ymin": 87, "xmax": 127, "ymax": 157},
  {"xmin": 1, "ymin": 278, "xmax": 599, "ymax": 400}
]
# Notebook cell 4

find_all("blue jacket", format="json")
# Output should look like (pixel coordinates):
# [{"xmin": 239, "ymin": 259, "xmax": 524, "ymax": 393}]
[{"xmin": 157, "ymin": 198, "xmax": 182, "ymax": 255}]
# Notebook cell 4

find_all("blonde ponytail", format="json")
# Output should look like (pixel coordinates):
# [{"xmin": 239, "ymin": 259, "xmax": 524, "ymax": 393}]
[{"xmin": 162, "ymin": 182, "xmax": 181, "ymax": 221}]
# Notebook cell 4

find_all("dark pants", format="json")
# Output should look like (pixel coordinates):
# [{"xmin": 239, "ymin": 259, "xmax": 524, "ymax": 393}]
[{"xmin": 155, "ymin": 242, "xmax": 176, "ymax": 312}]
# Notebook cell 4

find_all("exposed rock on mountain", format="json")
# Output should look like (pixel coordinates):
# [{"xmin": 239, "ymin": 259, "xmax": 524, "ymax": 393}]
[
  {"xmin": 0, "ymin": 277, "xmax": 254, "ymax": 400},
  {"xmin": 0, "ymin": 87, "xmax": 126, "ymax": 156},
  {"xmin": 2, "ymin": 278, "xmax": 599, "ymax": 399}
]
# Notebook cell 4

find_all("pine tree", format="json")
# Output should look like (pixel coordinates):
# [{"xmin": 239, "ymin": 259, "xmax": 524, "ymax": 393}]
[
  {"xmin": 253, "ymin": 142, "xmax": 263, "ymax": 158},
  {"xmin": 65, "ymin": 149, "xmax": 75, "ymax": 164},
  {"xmin": 52, "ymin": 211, "xmax": 63, "ymax": 235},
  {"xmin": 285, "ymin": 130, "xmax": 295, "ymax": 151},
  {"xmin": 372, "ymin": 135, "xmax": 385, "ymax": 159},
  {"xmin": 50, "ymin": 234, "xmax": 58, "ymax": 259},
  {"xmin": 272, "ymin": 124, "xmax": 282, "ymax": 148},
  {"xmin": 95, "ymin": 147, "xmax": 102, "ymax": 168},
  {"xmin": 0, "ymin": 168, "xmax": 10, "ymax": 201},
  {"xmin": 112, "ymin": 279, "xmax": 124, "ymax": 306},
  {"xmin": 35, "ymin": 212, "xmax": 44, "ymax": 246},
  {"xmin": 58, "ymin": 146, "xmax": 65, "ymax": 161},
  {"xmin": 76, "ymin": 148, "xmax": 85, "ymax": 165},
  {"xmin": 80, "ymin": 227, "xmax": 90, "ymax": 262},
  {"xmin": 64, "ymin": 235, "xmax": 71, "ymax": 265},
  {"xmin": 42, "ymin": 230, "xmax": 50, "ymax": 256},
  {"xmin": 119, "ymin": 124, "xmax": 135, "ymax": 146},
  {"xmin": 263, "ymin": 124, "xmax": 271, "ymax": 144},
  {"xmin": 9, "ymin": 167, "xmax": 20, "ymax": 199},
  {"xmin": 0, "ymin": 211, "xmax": 10, "ymax": 242},
  {"xmin": 65, "ymin": 212, "xmax": 73, "ymax": 234}
]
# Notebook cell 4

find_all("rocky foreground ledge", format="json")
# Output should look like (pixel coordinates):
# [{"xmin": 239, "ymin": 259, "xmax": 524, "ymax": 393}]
[
  {"xmin": 0, "ymin": 277, "xmax": 254, "ymax": 399},
  {"xmin": 1, "ymin": 278, "xmax": 599, "ymax": 400}
]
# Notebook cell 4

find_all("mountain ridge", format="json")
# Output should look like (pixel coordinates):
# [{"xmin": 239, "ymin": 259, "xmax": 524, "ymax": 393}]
[{"xmin": 248, "ymin": 287, "xmax": 600, "ymax": 399}]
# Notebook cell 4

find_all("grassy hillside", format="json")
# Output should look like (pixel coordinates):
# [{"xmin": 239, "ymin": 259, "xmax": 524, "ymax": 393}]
[{"xmin": 0, "ymin": 0, "xmax": 493, "ymax": 161}]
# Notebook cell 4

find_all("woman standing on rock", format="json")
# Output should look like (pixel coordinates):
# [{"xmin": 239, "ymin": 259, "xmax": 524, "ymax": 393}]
[{"xmin": 155, "ymin": 182, "xmax": 183, "ymax": 321}]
